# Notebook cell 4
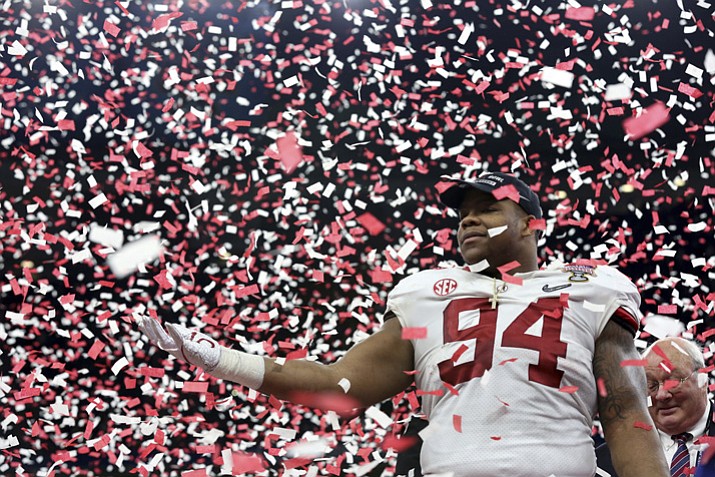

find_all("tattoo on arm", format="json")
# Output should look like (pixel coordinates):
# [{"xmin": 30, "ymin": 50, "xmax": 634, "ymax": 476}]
[
  {"xmin": 594, "ymin": 353, "xmax": 628, "ymax": 425},
  {"xmin": 594, "ymin": 321, "xmax": 646, "ymax": 427}
]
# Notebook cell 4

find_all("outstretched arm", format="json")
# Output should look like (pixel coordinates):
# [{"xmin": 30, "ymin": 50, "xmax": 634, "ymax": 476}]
[
  {"xmin": 594, "ymin": 320, "xmax": 669, "ymax": 477},
  {"xmin": 260, "ymin": 316, "xmax": 414, "ymax": 407},
  {"xmin": 140, "ymin": 313, "xmax": 415, "ymax": 409}
]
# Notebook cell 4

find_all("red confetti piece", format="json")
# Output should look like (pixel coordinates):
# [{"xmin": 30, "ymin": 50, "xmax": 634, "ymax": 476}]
[
  {"xmin": 661, "ymin": 379, "xmax": 682, "ymax": 391},
  {"xmin": 231, "ymin": 452, "xmax": 266, "ymax": 475},
  {"xmin": 443, "ymin": 382, "xmax": 459, "ymax": 396},
  {"xmin": 84, "ymin": 421, "xmax": 94, "ymax": 440},
  {"xmin": 356, "ymin": 212, "xmax": 386, "ymax": 236},
  {"xmin": 381, "ymin": 434, "xmax": 418, "ymax": 452},
  {"xmin": 623, "ymin": 102, "xmax": 670, "ymax": 140},
  {"xmin": 276, "ymin": 131, "xmax": 304, "ymax": 174},
  {"xmin": 492, "ymin": 184, "xmax": 521, "ymax": 204},
  {"xmin": 87, "ymin": 340, "xmax": 105, "ymax": 360},
  {"xmin": 194, "ymin": 445, "xmax": 215, "ymax": 454},
  {"xmin": 677, "ymin": 82, "xmax": 703, "ymax": 99},
  {"xmin": 162, "ymin": 97, "xmax": 175, "ymax": 113},
  {"xmin": 565, "ymin": 6, "xmax": 595, "ymax": 21},
  {"xmin": 288, "ymin": 391, "xmax": 362, "ymax": 417},
  {"xmin": 450, "ymin": 343, "xmax": 469, "ymax": 363},
  {"xmin": 154, "ymin": 269, "xmax": 174, "ymax": 289},
  {"xmin": 183, "ymin": 382, "xmax": 209, "ymax": 393},
  {"xmin": 650, "ymin": 345, "xmax": 675, "ymax": 371},
  {"xmin": 103, "ymin": 20, "xmax": 120, "ymax": 37},
  {"xmin": 497, "ymin": 261, "xmax": 521, "ymax": 274},
  {"xmin": 234, "ymin": 284, "xmax": 259, "ymax": 299},
  {"xmin": 697, "ymin": 437, "xmax": 715, "ymax": 464},
  {"xmin": 657, "ymin": 304, "xmax": 677, "ymax": 314},
  {"xmin": 370, "ymin": 268, "xmax": 393, "ymax": 284},
  {"xmin": 401, "ymin": 327, "xmax": 427, "ymax": 340},
  {"xmin": 633, "ymin": 421, "xmax": 653, "ymax": 431},
  {"xmin": 59, "ymin": 293, "xmax": 75, "ymax": 305},
  {"xmin": 529, "ymin": 218, "xmax": 546, "ymax": 232},
  {"xmin": 597, "ymin": 378, "xmax": 607, "ymax": 397},
  {"xmin": 153, "ymin": 12, "xmax": 183, "ymax": 31},
  {"xmin": 57, "ymin": 119, "xmax": 76, "ymax": 131},
  {"xmin": 558, "ymin": 385, "xmax": 579, "ymax": 394},
  {"xmin": 135, "ymin": 142, "xmax": 153, "ymax": 158},
  {"xmin": 620, "ymin": 359, "xmax": 648, "ymax": 367},
  {"xmin": 181, "ymin": 21, "xmax": 198, "ymax": 32},
  {"xmin": 498, "ymin": 357, "xmax": 518, "ymax": 366},
  {"xmin": 500, "ymin": 273, "xmax": 523, "ymax": 286},
  {"xmin": 453, "ymin": 414, "xmax": 462, "ymax": 433}
]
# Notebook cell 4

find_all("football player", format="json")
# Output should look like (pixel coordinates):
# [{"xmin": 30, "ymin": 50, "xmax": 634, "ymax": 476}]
[{"xmin": 140, "ymin": 172, "xmax": 669, "ymax": 477}]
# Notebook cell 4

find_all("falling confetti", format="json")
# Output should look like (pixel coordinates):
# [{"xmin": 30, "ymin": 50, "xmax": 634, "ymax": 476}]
[{"xmin": 0, "ymin": 0, "xmax": 714, "ymax": 475}]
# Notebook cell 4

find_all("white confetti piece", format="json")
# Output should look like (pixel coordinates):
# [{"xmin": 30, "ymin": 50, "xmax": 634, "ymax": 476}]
[
  {"xmin": 457, "ymin": 22, "xmax": 474, "ymax": 45},
  {"xmin": 88, "ymin": 224, "xmax": 124, "ymax": 250},
  {"xmin": 271, "ymin": 427, "xmax": 297, "ymax": 440},
  {"xmin": 338, "ymin": 378, "xmax": 351, "ymax": 393},
  {"xmin": 283, "ymin": 75, "xmax": 300, "ymax": 87},
  {"xmin": 541, "ymin": 67, "xmax": 574, "ymax": 88},
  {"xmin": 6, "ymin": 311, "xmax": 25, "ymax": 324},
  {"xmin": 88, "ymin": 193, "xmax": 108, "ymax": 209},
  {"xmin": 70, "ymin": 247, "xmax": 93, "ymax": 264},
  {"xmin": 107, "ymin": 235, "xmax": 163, "ymax": 279},
  {"xmin": 488, "ymin": 225, "xmax": 508, "ymax": 237},
  {"xmin": 111, "ymin": 356, "xmax": 129, "ymax": 375},
  {"xmin": 643, "ymin": 315, "xmax": 685, "ymax": 339},
  {"xmin": 687, "ymin": 221, "xmax": 707, "ymax": 232},
  {"xmin": 7, "ymin": 40, "xmax": 28, "ymax": 56},
  {"xmin": 15, "ymin": 18, "xmax": 29, "ymax": 36},
  {"xmin": 704, "ymin": 49, "xmax": 715, "ymax": 73},
  {"xmin": 583, "ymin": 301, "xmax": 606, "ymax": 312},
  {"xmin": 0, "ymin": 435, "xmax": 19, "ymax": 450},
  {"xmin": 604, "ymin": 83, "xmax": 632, "ymax": 101},
  {"xmin": 285, "ymin": 438, "xmax": 330, "ymax": 459},
  {"xmin": 365, "ymin": 406, "xmax": 393, "ymax": 428},
  {"xmin": 685, "ymin": 63, "xmax": 703, "ymax": 79}
]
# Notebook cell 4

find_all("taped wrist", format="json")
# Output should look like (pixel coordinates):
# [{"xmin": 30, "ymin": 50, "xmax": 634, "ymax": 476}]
[{"xmin": 209, "ymin": 347, "xmax": 265, "ymax": 390}]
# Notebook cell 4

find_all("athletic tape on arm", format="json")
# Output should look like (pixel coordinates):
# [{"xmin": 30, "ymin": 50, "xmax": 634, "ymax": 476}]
[{"xmin": 210, "ymin": 347, "xmax": 265, "ymax": 390}]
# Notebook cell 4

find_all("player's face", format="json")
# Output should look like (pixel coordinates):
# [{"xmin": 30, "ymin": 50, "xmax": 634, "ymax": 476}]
[
  {"xmin": 457, "ymin": 189, "xmax": 530, "ymax": 268},
  {"xmin": 645, "ymin": 342, "xmax": 707, "ymax": 436}
]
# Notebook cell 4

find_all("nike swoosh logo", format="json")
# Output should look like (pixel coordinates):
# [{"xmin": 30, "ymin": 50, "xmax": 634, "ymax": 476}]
[{"xmin": 542, "ymin": 283, "xmax": 572, "ymax": 293}]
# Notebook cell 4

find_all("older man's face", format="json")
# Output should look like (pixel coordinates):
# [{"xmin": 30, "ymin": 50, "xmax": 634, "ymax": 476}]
[{"xmin": 645, "ymin": 341, "xmax": 708, "ymax": 436}]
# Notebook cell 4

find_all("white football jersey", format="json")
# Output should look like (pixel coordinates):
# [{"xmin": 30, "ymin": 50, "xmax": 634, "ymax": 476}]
[{"xmin": 386, "ymin": 264, "xmax": 641, "ymax": 477}]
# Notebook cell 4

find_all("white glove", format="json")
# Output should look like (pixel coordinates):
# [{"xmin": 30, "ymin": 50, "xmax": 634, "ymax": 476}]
[
  {"xmin": 139, "ymin": 317, "xmax": 265, "ymax": 389},
  {"xmin": 139, "ymin": 318, "xmax": 221, "ymax": 372}
]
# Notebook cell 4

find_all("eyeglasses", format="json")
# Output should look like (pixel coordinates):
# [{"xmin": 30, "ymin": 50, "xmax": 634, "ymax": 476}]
[{"xmin": 646, "ymin": 371, "xmax": 697, "ymax": 395}]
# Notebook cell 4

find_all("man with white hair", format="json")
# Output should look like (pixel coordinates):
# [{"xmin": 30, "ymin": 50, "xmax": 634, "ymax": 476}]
[{"xmin": 596, "ymin": 337, "xmax": 714, "ymax": 477}]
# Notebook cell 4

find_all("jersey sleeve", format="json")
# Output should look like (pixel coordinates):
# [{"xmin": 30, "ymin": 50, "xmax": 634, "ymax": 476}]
[
  {"xmin": 385, "ymin": 274, "xmax": 420, "ymax": 329},
  {"xmin": 594, "ymin": 266, "xmax": 643, "ymax": 336},
  {"xmin": 385, "ymin": 269, "xmax": 449, "ymax": 328},
  {"xmin": 610, "ymin": 307, "xmax": 640, "ymax": 336}
]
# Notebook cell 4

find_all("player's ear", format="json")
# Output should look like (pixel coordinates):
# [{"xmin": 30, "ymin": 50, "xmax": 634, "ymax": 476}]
[{"xmin": 520, "ymin": 214, "xmax": 536, "ymax": 238}]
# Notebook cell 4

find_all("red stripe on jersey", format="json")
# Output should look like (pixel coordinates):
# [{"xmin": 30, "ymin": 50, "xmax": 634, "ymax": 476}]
[{"xmin": 612, "ymin": 307, "xmax": 639, "ymax": 334}]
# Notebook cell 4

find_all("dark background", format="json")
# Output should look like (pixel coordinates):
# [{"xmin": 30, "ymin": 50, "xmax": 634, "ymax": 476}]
[{"xmin": 1, "ymin": 0, "xmax": 714, "ymax": 475}]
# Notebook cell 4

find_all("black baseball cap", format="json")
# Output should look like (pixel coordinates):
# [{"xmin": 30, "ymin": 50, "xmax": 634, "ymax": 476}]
[{"xmin": 439, "ymin": 172, "xmax": 543, "ymax": 219}]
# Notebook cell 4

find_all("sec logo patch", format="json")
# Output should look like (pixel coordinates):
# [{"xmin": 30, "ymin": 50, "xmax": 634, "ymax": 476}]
[{"xmin": 433, "ymin": 278, "xmax": 458, "ymax": 296}]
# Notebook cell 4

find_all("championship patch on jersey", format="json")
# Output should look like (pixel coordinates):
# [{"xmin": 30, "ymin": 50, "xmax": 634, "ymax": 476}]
[
  {"xmin": 562, "ymin": 264, "xmax": 596, "ymax": 282},
  {"xmin": 433, "ymin": 278, "xmax": 458, "ymax": 296}
]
